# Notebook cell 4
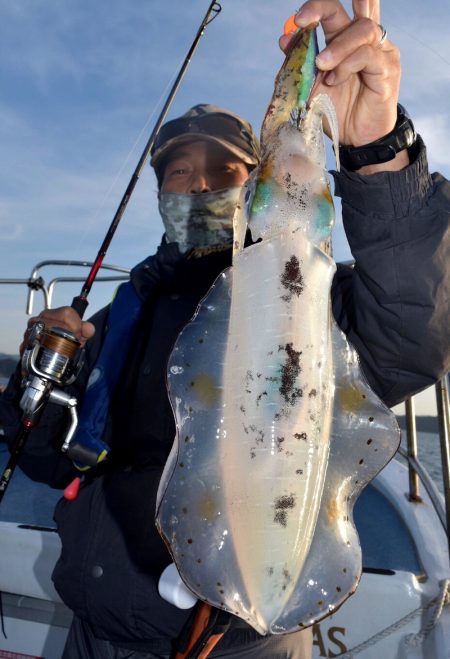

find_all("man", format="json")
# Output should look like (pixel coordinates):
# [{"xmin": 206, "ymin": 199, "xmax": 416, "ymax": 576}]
[{"xmin": 1, "ymin": 1, "xmax": 449, "ymax": 657}]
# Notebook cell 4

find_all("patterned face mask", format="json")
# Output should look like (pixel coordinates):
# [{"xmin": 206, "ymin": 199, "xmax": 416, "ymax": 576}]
[{"xmin": 158, "ymin": 187, "xmax": 242, "ymax": 254}]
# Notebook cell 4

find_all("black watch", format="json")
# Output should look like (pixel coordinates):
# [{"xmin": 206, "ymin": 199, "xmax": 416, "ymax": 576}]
[{"xmin": 339, "ymin": 104, "xmax": 417, "ymax": 171}]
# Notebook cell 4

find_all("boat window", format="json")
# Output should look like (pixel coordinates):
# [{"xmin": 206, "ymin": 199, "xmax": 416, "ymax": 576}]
[{"xmin": 354, "ymin": 483, "xmax": 423, "ymax": 576}]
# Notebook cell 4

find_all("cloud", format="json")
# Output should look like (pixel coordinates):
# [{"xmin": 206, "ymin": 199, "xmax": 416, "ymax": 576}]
[
  {"xmin": 415, "ymin": 114, "xmax": 450, "ymax": 171},
  {"xmin": 0, "ymin": 219, "xmax": 23, "ymax": 241},
  {"xmin": 0, "ymin": 1, "xmax": 233, "ymax": 96}
]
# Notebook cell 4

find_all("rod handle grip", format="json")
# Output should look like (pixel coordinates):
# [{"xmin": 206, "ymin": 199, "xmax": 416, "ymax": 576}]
[
  {"xmin": 67, "ymin": 442, "xmax": 105, "ymax": 467},
  {"xmin": 71, "ymin": 295, "xmax": 89, "ymax": 319}
]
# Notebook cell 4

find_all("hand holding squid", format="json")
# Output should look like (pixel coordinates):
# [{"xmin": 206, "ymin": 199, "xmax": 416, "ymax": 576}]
[{"xmin": 280, "ymin": 0, "xmax": 408, "ymax": 172}]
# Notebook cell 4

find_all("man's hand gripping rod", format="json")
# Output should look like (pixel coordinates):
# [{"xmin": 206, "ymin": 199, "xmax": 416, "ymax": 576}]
[
  {"xmin": 0, "ymin": 0, "xmax": 222, "ymax": 505},
  {"xmin": 0, "ymin": 323, "xmax": 83, "ymax": 502}
]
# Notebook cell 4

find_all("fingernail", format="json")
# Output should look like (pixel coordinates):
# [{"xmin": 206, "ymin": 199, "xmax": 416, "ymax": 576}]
[
  {"xmin": 316, "ymin": 50, "xmax": 333, "ymax": 67},
  {"xmin": 295, "ymin": 9, "xmax": 309, "ymax": 27},
  {"xmin": 325, "ymin": 71, "xmax": 336, "ymax": 85}
]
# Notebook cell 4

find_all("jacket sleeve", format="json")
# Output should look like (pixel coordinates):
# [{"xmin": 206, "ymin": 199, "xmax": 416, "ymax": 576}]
[
  {"xmin": 331, "ymin": 137, "xmax": 450, "ymax": 408},
  {"xmin": 0, "ymin": 306, "xmax": 109, "ymax": 487}
]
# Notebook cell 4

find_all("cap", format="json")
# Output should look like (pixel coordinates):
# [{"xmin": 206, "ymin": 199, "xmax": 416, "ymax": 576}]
[{"xmin": 151, "ymin": 104, "xmax": 260, "ymax": 181}]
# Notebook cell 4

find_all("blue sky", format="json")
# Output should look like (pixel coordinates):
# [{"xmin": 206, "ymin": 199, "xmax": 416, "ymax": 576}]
[{"xmin": 1, "ymin": 0, "xmax": 449, "ymax": 412}]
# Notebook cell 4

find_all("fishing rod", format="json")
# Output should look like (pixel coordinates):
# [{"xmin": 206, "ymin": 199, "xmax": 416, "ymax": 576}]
[{"xmin": 0, "ymin": 0, "xmax": 223, "ymax": 505}]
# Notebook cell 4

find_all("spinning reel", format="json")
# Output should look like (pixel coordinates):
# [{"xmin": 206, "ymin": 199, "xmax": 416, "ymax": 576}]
[{"xmin": 20, "ymin": 322, "xmax": 83, "ymax": 452}]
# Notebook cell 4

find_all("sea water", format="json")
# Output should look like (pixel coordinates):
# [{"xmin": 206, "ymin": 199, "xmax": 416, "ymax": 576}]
[{"xmin": 410, "ymin": 430, "xmax": 444, "ymax": 494}]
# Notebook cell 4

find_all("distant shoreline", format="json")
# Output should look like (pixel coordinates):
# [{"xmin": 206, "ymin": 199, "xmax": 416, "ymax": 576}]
[
  {"xmin": 0, "ymin": 354, "xmax": 18, "ymax": 391},
  {"xmin": 396, "ymin": 415, "xmax": 439, "ymax": 434},
  {"xmin": 0, "ymin": 354, "xmax": 19, "ymax": 379}
]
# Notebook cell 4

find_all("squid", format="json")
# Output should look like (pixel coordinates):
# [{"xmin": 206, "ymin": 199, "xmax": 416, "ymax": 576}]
[{"xmin": 156, "ymin": 25, "xmax": 400, "ymax": 635}]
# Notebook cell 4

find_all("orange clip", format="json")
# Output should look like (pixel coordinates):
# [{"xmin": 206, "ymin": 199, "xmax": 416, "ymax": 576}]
[{"xmin": 283, "ymin": 15, "xmax": 298, "ymax": 35}]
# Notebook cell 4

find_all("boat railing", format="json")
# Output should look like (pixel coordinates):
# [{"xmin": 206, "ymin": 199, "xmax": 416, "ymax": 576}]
[
  {"xmin": 0, "ymin": 259, "xmax": 130, "ymax": 314},
  {"xmin": 400, "ymin": 376, "xmax": 450, "ymax": 564},
  {"xmin": 340, "ymin": 260, "xmax": 450, "ymax": 563}
]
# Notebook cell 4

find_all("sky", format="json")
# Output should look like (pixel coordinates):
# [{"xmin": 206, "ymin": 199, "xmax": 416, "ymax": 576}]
[{"xmin": 1, "ymin": 0, "xmax": 449, "ymax": 414}]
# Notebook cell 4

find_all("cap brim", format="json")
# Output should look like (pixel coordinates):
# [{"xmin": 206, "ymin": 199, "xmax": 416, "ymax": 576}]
[{"xmin": 150, "ymin": 133, "xmax": 259, "ymax": 171}]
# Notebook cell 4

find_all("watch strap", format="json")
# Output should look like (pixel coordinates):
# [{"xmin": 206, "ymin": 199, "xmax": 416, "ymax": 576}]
[{"xmin": 339, "ymin": 104, "xmax": 417, "ymax": 171}]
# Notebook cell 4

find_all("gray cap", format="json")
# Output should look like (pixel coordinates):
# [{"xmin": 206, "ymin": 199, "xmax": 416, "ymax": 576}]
[{"xmin": 151, "ymin": 104, "xmax": 260, "ymax": 180}]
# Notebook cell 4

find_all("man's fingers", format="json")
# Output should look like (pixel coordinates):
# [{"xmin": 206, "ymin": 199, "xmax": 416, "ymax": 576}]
[
  {"xmin": 81, "ymin": 322, "xmax": 96, "ymax": 341},
  {"xmin": 279, "ymin": 33, "xmax": 293, "ymax": 53},
  {"xmin": 324, "ymin": 43, "xmax": 398, "ymax": 96},
  {"xmin": 22, "ymin": 307, "xmax": 95, "ymax": 349},
  {"xmin": 294, "ymin": 1, "xmax": 351, "ymax": 42},
  {"xmin": 293, "ymin": 0, "xmax": 382, "ymax": 43},
  {"xmin": 315, "ymin": 18, "xmax": 394, "ymax": 72},
  {"xmin": 27, "ymin": 316, "xmax": 40, "ymax": 329},
  {"xmin": 352, "ymin": 0, "xmax": 381, "ymax": 24}
]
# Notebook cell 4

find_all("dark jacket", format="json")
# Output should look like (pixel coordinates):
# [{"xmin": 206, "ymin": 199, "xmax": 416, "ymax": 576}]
[{"xmin": 1, "ymin": 139, "xmax": 449, "ymax": 652}]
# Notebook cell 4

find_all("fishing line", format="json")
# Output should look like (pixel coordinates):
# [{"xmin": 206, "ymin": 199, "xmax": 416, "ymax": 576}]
[
  {"xmin": 71, "ymin": 63, "xmax": 187, "ymax": 259},
  {"xmin": 71, "ymin": 1, "xmax": 222, "ymax": 315},
  {"xmin": 70, "ymin": 2, "xmax": 222, "ymax": 261},
  {"xmin": 341, "ymin": 0, "xmax": 450, "ymax": 67},
  {"xmin": 389, "ymin": 24, "xmax": 450, "ymax": 68}
]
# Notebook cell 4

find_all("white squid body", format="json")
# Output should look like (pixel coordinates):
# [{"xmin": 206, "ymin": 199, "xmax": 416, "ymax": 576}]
[{"xmin": 156, "ymin": 27, "xmax": 400, "ymax": 635}]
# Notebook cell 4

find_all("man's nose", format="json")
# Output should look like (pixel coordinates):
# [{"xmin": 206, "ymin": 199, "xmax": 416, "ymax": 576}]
[{"xmin": 189, "ymin": 172, "xmax": 212, "ymax": 193}]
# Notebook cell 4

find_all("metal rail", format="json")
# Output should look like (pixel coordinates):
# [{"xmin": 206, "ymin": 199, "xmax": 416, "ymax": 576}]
[
  {"xmin": 342, "ymin": 259, "xmax": 450, "ymax": 555},
  {"xmin": 402, "ymin": 375, "xmax": 450, "ymax": 565},
  {"xmin": 25, "ymin": 260, "xmax": 130, "ymax": 314},
  {"xmin": 405, "ymin": 397, "xmax": 421, "ymax": 502},
  {"xmin": 47, "ymin": 276, "xmax": 129, "ymax": 308},
  {"xmin": 0, "ymin": 276, "xmax": 49, "ymax": 309},
  {"xmin": 0, "ymin": 261, "xmax": 130, "ymax": 315},
  {"xmin": 436, "ymin": 376, "xmax": 450, "ymax": 560},
  {"xmin": 397, "ymin": 445, "xmax": 447, "ymax": 531}
]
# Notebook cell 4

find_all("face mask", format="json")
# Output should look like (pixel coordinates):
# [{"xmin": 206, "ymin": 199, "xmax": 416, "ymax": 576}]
[{"xmin": 158, "ymin": 187, "xmax": 242, "ymax": 254}]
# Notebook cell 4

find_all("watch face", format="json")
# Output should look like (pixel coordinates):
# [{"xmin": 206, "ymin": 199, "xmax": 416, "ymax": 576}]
[{"xmin": 403, "ymin": 125, "xmax": 416, "ymax": 148}]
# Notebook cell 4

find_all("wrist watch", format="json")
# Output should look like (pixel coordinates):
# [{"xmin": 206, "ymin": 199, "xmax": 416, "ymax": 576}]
[{"xmin": 339, "ymin": 104, "xmax": 417, "ymax": 171}]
